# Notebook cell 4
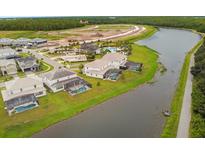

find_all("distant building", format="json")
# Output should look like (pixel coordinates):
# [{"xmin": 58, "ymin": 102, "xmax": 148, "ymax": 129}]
[
  {"xmin": 0, "ymin": 38, "xmax": 14, "ymax": 46},
  {"xmin": 61, "ymin": 54, "xmax": 87, "ymax": 62},
  {"xmin": 0, "ymin": 48, "xmax": 18, "ymax": 59},
  {"xmin": 1, "ymin": 76, "xmax": 46, "ymax": 115},
  {"xmin": 0, "ymin": 59, "xmax": 17, "ymax": 75},
  {"xmin": 12, "ymin": 38, "xmax": 31, "ymax": 47},
  {"xmin": 80, "ymin": 43, "xmax": 99, "ymax": 54},
  {"xmin": 16, "ymin": 56, "xmax": 39, "ymax": 72},
  {"xmin": 84, "ymin": 53, "xmax": 127, "ymax": 79},
  {"xmin": 30, "ymin": 38, "xmax": 47, "ymax": 45},
  {"xmin": 0, "ymin": 38, "xmax": 47, "ymax": 47},
  {"xmin": 80, "ymin": 20, "xmax": 89, "ymax": 24}
]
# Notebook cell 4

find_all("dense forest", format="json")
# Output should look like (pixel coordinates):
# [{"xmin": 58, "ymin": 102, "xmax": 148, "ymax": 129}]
[
  {"xmin": 84, "ymin": 16, "xmax": 205, "ymax": 33},
  {"xmin": 1, "ymin": 16, "xmax": 205, "ymax": 32},
  {"xmin": 191, "ymin": 39, "xmax": 205, "ymax": 137},
  {"xmin": 0, "ymin": 18, "xmax": 84, "ymax": 31}
]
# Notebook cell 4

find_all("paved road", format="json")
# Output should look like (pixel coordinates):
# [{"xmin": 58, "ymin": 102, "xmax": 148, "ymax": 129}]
[
  {"xmin": 24, "ymin": 49, "xmax": 64, "ymax": 69},
  {"xmin": 177, "ymin": 54, "xmax": 194, "ymax": 138}
]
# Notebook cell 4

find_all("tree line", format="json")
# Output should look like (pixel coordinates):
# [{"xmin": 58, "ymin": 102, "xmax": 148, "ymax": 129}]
[
  {"xmin": 83, "ymin": 16, "xmax": 205, "ymax": 33},
  {"xmin": 1, "ymin": 16, "xmax": 205, "ymax": 32},
  {"xmin": 191, "ymin": 39, "xmax": 205, "ymax": 137},
  {"xmin": 0, "ymin": 17, "xmax": 84, "ymax": 31}
]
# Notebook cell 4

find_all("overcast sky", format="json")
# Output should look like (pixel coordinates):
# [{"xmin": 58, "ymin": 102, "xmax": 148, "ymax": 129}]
[{"xmin": 0, "ymin": 0, "xmax": 204, "ymax": 17}]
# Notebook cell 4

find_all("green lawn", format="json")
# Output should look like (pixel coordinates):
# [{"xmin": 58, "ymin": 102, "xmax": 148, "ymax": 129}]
[
  {"xmin": 36, "ymin": 61, "xmax": 54, "ymax": 74},
  {"xmin": 0, "ymin": 31, "xmax": 66, "ymax": 40},
  {"xmin": 0, "ymin": 25, "xmax": 159, "ymax": 137},
  {"xmin": 0, "ymin": 75, "xmax": 13, "ymax": 83},
  {"xmin": 161, "ymin": 38, "xmax": 204, "ymax": 138}
]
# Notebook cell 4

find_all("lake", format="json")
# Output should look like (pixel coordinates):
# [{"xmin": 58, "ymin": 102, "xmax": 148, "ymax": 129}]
[{"xmin": 33, "ymin": 28, "xmax": 201, "ymax": 138}]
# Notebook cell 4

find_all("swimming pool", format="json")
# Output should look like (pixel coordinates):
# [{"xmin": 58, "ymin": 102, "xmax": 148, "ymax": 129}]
[
  {"xmin": 15, "ymin": 103, "xmax": 37, "ymax": 113},
  {"xmin": 103, "ymin": 47, "xmax": 118, "ymax": 53},
  {"xmin": 70, "ymin": 86, "xmax": 87, "ymax": 95}
]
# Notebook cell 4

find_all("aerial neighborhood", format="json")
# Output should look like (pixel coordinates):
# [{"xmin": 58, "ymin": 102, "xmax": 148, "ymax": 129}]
[{"xmin": 0, "ymin": 25, "xmax": 143, "ymax": 117}]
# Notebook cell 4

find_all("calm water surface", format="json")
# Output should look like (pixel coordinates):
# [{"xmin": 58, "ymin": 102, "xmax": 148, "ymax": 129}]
[{"xmin": 33, "ymin": 28, "xmax": 201, "ymax": 138}]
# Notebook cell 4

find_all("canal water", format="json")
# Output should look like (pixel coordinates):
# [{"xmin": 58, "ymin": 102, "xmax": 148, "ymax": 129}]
[{"xmin": 33, "ymin": 28, "xmax": 201, "ymax": 138}]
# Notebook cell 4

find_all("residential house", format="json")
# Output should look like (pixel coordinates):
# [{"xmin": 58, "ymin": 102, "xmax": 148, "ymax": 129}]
[
  {"xmin": 84, "ymin": 53, "xmax": 127, "ymax": 79},
  {"xmin": 30, "ymin": 38, "xmax": 47, "ymax": 45},
  {"xmin": 1, "ymin": 76, "xmax": 46, "ymax": 115},
  {"xmin": 41, "ymin": 68, "xmax": 91, "ymax": 95},
  {"xmin": 12, "ymin": 38, "xmax": 31, "ymax": 47},
  {"xmin": 0, "ymin": 38, "xmax": 14, "ymax": 46},
  {"xmin": 61, "ymin": 54, "xmax": 87, "ymax": 62},
  {"xmin": 0, "ymin": 48, "xmax": 18, "ymax": 59},
  {"xmin": 80, "ymin": 43, "xmax": 99, "ymax": 54},
  {"xmin": 16, "ymin": 56, "xmax": 40, "ymax": 72},
  {"xmin": 0, "ymin": 59, "xmax": 17, "ymax": 75},
  {"xmin": 41, "ymin": 68, "xmax": 77, "ymax": 92}
]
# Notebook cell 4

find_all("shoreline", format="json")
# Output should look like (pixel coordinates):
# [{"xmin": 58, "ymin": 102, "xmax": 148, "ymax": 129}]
[{"xmin": 161, "ymin": 36, "xmax": 204, "ymax": 137}]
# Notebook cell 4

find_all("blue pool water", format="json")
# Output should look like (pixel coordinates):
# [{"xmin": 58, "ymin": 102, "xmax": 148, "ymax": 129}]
[
  {"xmin": 103, "ymin": 47, "xmax": 118, "ymax": 53},
  {"xmin": 15, "ymin": 103, "xmax": 37, "ymax": 113},
  {"xmin": 72, "ymin": 86, "xmax": 87, "ymax": 94}
]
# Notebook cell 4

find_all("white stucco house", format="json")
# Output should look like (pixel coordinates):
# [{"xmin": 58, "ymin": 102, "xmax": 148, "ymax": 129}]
[
  {"xmin": 61, "ymin": 54, "xmax": 87, "ymax": 62},
  {"xmin": 84, "ymin": 53, "xmax": 127, "ymax": 79},
  {"xmin": 1, "ymin": 76, "xmax": 46, "ymax": 115},
  {"xmin": 41, "ymin": 68, "xmax": 77, "ymax": 93},
  {"xmin": 0, "ymin": 48, "xmax": 18, "ymax": 59},
  {"xmin": 0, "ymin": 59, "xmax": 17, "ymax": 75}
]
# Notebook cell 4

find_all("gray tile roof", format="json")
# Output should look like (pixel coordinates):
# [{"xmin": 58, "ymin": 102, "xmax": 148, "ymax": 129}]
[
  {"xmin": 1, "ymin": 76, "xmax": 45, "ymax": 101},
  {"xmin": 0, "ymin": 59, "xmax": 16, "ymax": 67},
  {"xmin": 44, "ymin": 68, "xmax": 76, "ymax": 81},
  {"xmin": 0, "ymin": 38, "xmax": 14, "ymax": 45},
  {"xmin": 0, "ymin": 48, "xmax": 16, "ymax": 55},
  {"xmin": 16, "ymin": 56, "xmax": 39, "ymax": 69},
  {"xmin": 30, "ymin": 38, "xmax": 47, "ymax": 44}
]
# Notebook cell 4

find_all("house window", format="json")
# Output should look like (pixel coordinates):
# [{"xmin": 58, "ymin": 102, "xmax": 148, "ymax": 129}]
[
  {"xmin": 20, "ymin": 88, "xmax": 23, "ymax": 92},
  {"xmin": 34, "ymin": 85, "xmax": 37, "ymax": 88}
]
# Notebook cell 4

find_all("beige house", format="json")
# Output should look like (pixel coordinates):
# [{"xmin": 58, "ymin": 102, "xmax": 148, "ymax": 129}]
[
  {"xmin": 61, "ymin": 54, "xmax": 87, "ymax": 62},
  {"xmin": 0, "ymin": 48, "xmax": 18, "ymax": 59},
  {"xmin": 41, "ymin": 68, "xmax": 77, "ymax": 92},
  {"xmin": 84, "ymin": 53, "xmax": 127, "ymax": 79},
  {"xmin": 1, "ymin": 76, "xmax": 46, "ymax": 115},
  {"xmin": 0, "ymin": 59, "xmax": 17, "ymax": 75}
]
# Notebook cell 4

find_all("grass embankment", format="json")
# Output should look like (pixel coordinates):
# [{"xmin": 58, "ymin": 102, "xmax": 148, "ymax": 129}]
[
  {"xmin": 119, "ymin": 25, "xmax": 157, "ymax": 43},
  {"xmin": 161, "ymin": 38, "xmax": 204, "ymax": 138},
  {"xmin": 0, "ymin": 26, "xmax": 158, "ymax": 137}
]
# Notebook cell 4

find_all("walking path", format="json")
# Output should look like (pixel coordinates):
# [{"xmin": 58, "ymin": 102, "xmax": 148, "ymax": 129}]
[{"xmin": 177, "ymin": 54, "xmax": 194, "ymax": 138}]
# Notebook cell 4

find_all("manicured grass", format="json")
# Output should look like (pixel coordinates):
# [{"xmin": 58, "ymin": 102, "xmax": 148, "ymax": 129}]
[
  {"xmin": 0, "ymin": 25, "xmax": 158, "ymax": 137},
  {"xmin": 18, "ymin": 52, "xmax": 31, "ymax": 57},
  {"xmin": 0, "ymin": 75, "xmax": 13, "ymax": 83},
  {"xmin": 161, "ymin": 38, "xmax": 204, "ymax": 138},
  {"xmin": 0, "ymin": 31, "xmax": 65, "ymax": 40},
  {"xmin": 37, "ymin": 61, "xmax": 54, "ymax": 74},
  {"xmin": 17, "ymin": 72, "xmax": 26, "ymax": 78}
]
